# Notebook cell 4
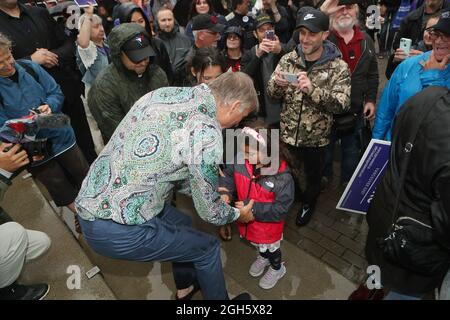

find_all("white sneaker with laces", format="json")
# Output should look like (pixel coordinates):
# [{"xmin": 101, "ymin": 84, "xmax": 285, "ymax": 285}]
[
  {"xmin": 259, "ymin": 264, "xmax": 286, "ymax": 289},
  {"xmin": 249, "ymin": 256, "xmax": 270, "ymax": 277}
]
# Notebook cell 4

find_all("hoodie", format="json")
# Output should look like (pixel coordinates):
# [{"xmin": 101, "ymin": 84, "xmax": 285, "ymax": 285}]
[
  {"xmin": 88, "ymin": 23, "xmax": 169, "ymax": 144},
  {"xmin": 267, "ymin": 40, "xmax": 351, "ymax": 147},
  {"xmin": 114, "ymin": 2, "xmax": 174, "ymax": 83}
]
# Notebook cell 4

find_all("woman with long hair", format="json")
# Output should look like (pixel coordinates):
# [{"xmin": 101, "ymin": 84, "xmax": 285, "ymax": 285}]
[{"xmin": 222, "ymin": 26, "xmax": 245, "ymax": 72}]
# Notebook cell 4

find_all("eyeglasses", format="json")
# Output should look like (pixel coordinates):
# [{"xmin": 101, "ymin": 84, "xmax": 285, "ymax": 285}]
[{"xmin": 428, "ymin": 30, "xmax": 450, "ymax": 41}]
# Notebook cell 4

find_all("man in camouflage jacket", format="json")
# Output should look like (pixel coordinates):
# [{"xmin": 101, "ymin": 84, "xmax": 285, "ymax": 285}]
[{"xmin": 267, "ymin": 8, "xmax": 351, "ymax": 227}]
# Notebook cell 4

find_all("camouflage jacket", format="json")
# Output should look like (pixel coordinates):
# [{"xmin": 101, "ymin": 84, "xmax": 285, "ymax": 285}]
[{"xmin": 267, "ymin": 41, "xmax": 351, "ymax": 148}]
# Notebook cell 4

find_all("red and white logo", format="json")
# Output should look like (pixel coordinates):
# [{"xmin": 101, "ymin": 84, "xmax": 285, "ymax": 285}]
[{"xmin": 135, "ymin": 34, "xmax": 144, "ymax": 46}]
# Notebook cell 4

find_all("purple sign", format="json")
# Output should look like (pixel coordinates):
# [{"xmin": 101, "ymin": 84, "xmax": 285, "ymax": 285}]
[
  {"xmin": 336, "ymin": 139, "xmax": 391, "ymax": 214},
  {"xmin": 74, "ymin": 0, "xmax": 98, "ymax": 7}
]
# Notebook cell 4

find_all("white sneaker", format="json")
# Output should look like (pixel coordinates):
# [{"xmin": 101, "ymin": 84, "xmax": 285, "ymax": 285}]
[
  {"xmin": 249, "ymin": 256, "xmax": 270, "ymax": 277},
  {"xmin": 259, "ymin": 264, "xmax": 286, "ymax": 290}
]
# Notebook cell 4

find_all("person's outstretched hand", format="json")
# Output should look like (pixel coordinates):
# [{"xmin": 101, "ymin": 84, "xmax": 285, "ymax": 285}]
[
  {"xmin": 320, "ymin": 0, "xmax": 345, "ymax": 16},
  {"xmin": 236, "ymin": 199, "xmax": 255, "ymax": 223}
]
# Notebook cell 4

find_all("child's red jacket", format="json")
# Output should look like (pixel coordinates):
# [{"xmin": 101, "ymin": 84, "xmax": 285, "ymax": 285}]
[{"xmin": 219, "ymin": 160, "xmax": 295, "ymax": 244}]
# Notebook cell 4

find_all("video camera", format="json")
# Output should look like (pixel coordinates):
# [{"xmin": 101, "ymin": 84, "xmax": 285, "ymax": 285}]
[{"xmin": 0, "ymin": 112, "xmax": 70, "ymax": 160}]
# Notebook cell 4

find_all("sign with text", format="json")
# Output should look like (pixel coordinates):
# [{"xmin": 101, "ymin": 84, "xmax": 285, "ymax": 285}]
[
  {"xmin": 74, "ymin": 0, "xmax": 98, "ymax": 7},
  {"xmin": 336, "ymin": 139, "xmax": 391, "ymax": 214}
]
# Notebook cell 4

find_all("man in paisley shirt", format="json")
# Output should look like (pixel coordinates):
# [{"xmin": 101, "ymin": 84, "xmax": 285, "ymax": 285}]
[{"xmin": 75, "ymin": 72, "xmax": 258, "ymax": 300}]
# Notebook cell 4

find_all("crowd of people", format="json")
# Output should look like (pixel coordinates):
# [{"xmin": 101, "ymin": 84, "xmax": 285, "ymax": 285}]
[{"xmin": 0, "ymin": 0, "xmax": 449, "ymax": 300}]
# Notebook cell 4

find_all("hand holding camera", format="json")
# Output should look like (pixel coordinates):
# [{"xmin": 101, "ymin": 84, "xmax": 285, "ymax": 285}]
[
  {"xmin": 274, "ymin": 69, "xmax": 290, "ymax": 87},
  {"xmin": 295, "ymin": 72, "xmax": 313, "ymax": 94},
  {"xmin": 0, "ymin": 143, "xmax": 30, "ymax": 172},
  {"xmin": 264, "ymin": 31, "xmax": 281, "ymax": 54},
  {"xmin": 36, "ymin": 104, "xmax": 52, "ymax": 115},
  {"xmin": 0, "ymin": 113, "xmax": 69, "ymax": 163}
]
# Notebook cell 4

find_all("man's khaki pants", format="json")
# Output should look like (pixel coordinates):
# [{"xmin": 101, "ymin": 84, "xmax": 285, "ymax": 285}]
[{"xmin": 0, "ymin": 222, "xmax": 51, "ymax": 288}]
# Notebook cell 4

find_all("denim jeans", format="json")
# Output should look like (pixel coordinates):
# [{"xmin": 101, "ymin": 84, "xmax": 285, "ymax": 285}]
[
  {"xmin": 323, "ymin": 116, "xmax": 363, "ymax": 184},
  {"xmin": 78, "ymin": 205, "xmax": 228, "ymax": 299},
  {"xmin": 384, "ymin": 291, "xmax": 422, "ymax": 300}
]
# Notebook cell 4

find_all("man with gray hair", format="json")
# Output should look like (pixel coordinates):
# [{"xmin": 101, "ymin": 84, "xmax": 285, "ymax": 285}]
[
  {"xmin": 192, "ymin": 13, "xmax": 226, "ymax": 49},
  {"xmin": 320, "ymin": 1, "xmax": 379, "ymax": 188},
  {"xmin": 75, "ymin": 72, "xmax": 258, "ymax": 300}
]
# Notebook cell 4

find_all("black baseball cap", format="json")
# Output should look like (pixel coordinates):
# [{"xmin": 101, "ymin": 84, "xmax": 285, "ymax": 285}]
[
  {"xmin": 338, "ymin": 0, "xmax": 360, "ymax": 5},
  {"xmin": 192, "ymin": 14, "xmax": 225, "ymax": 32},
  {"xmin": 296, "ymin": 8, "xmax": 329, "ymax": 32},
  {"xmin": 430, "ymin": 10, "xmax": 450, "ymax": 35},
  {"xmin": 122, "ymin": 33, "xmax": 155, "ymax": 63},
  {"xmin": 224, "ymin": 26, "xmax": 243, "ymax": 38},
  {"xmin": 255, "ymin": 14, "xmax": 273, "ymax": 29}
]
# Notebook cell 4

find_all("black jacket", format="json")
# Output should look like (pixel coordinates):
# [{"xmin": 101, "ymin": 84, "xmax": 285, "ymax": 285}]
[
  {"xmin": 241, "ymin": 44, "xmax": 287, "ymax": 124},
  {"xmin": 365, "ymin": 86, "xmax": 450, "ymax": 295},
  {"xmin": 155, "ymin": 24, "xmax": 192, "ymax": 86},
  {"xmin": 0, "ymin": 3, "xmax": 81, "ymax": 98},
  {"xmin": 114, "ymin": 2, "xmax": 173, "ymax": 84},
  {"xmin": 328, "ymin": 31, "xmax": 379, "ymax": 116}
]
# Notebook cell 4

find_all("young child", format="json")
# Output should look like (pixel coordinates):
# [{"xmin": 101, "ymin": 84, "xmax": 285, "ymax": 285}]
[{"xmin": 219, "ymin": 122, "xmax": 295, "ymax": 290}]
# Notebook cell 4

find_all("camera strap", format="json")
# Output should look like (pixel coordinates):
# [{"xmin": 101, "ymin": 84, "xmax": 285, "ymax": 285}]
[{"xmin": 389, "ymin": 89, "xmax": 449, "ymax": 230}]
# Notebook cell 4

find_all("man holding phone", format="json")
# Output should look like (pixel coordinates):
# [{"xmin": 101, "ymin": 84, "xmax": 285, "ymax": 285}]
[
  {"xmin": 241, "ymin": 14, "xmax": 287, "ymax": 125},
  {"xmin": 267, "ymin": 8, "xmax": 351, "ymax": 227},
  {"xmin": 385, "ymin": 0, "xmax": 449, "ymax": 79},
  {"xmin": 258, "ymin": 0, "xmax": 292, "ymax": 44},
  {"xmin": 373, "ymin": 10, "xmax": 450, "ymax": 141}
]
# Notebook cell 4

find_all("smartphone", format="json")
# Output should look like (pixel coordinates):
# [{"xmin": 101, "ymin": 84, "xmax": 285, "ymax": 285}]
[
  {"xmin": 74, "ymin": 0, "xmax": 98, "ymax": 7},
  {"xmin": 265, "ymin": 30, "xmax": 276, "ymax": 41},
  {"xmin": 283, "ymin": 73, "xmax": 298, "ymax": 84},
  {"xmin": 399, "ymin": 38, "xmax": 412, "ymax": 56},
  {"xmin": 86, "ymin": 266, "xmax": 101, "ymax": 279}
]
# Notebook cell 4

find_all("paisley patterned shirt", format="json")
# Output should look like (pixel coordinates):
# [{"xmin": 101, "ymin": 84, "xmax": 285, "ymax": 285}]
[{"xmin": 75, "ymin": 85, "xmax": 240, "ymax": 226}]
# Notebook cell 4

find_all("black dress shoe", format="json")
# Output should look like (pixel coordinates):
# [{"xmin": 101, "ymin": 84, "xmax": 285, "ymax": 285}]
[
  {"xmin": 175, "ymin": 282, "xmax": 201, "ymax": 300},
  {"xmin": 0, "ymin": 282, "xmax": 50, "ymax": 300}
]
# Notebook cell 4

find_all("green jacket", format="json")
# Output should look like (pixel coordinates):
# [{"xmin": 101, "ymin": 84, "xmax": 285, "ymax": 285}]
[
  {"xmin": 267, "ymin": 41, "xmax": 351, "ymax": 148},
  {"xmin": 88, "ymin": 23, "xmax": 169, "ymax": 144}
]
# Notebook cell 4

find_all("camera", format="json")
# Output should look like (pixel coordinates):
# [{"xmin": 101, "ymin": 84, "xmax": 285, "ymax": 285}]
[
  {"xmin": 21, "ymin": 139, "xmax": 52, "ymax": 159},
  {"xmin": 0, "ymin": 113, "xmax": 69, "ymax": 162}
]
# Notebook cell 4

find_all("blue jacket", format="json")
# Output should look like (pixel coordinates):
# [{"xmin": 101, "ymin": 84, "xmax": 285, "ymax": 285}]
[
  {"xmin": 0, "ymin": 60, "xmax": 76, "ymax": 165},
  {"xmin": 373, "ymin": 51, "xmax": 450, "ymax": 141}
]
